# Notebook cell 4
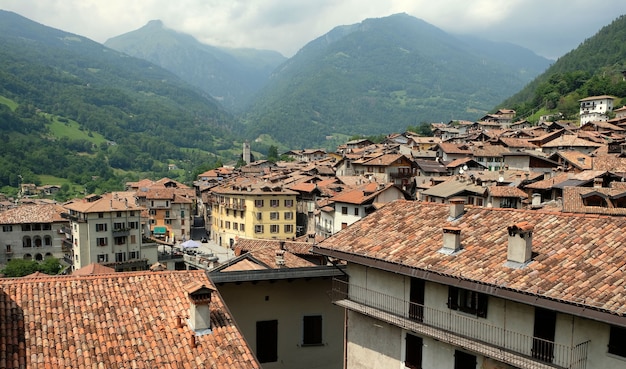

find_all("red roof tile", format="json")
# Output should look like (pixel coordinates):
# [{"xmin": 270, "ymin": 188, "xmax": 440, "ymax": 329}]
[
  {"xmin": 316, "ymin": 200, "xmax": 626, "ymax": 316},
  {"xmin": 0, "ymin": 270, "xmax": 260, "ymax": 368}
]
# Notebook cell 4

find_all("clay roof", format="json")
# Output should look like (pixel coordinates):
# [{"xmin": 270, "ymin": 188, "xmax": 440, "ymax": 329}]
[
  {"xmin": 562, "ymin": 186, "xmax": 626, "ymax": 215},
  {"xmin": 72, "ymin": 263, "xmax": 116, "ymax": 276},
  {"xmin": 230, "ymin": 238, "xmax": 316, "ymax": 269},
  {"xmin": 63, "ymin": 192, "xmax": 144, "ymax": 213},
  {"xmin": 542, "ymin": 135, "xmax": 603, "ymax": 148},
  {"xmin": 437, "ymin": 143, "xmax": 472, "ymax": 155},
  {"xmin": 0, "ymin": 270, "xmax": 260, "ymax": 368},
  {"xmin": 487, "ymin": 186, "xmax": 528, "ymax": 198},
  {"xmin": 0, "ymin": 203, "xmax": 67, "ymax": 224},
  {"xmin": 316, "ymin": 200, "xmax": 626, "ymax": 316},
  {"xmin": 552, "ymin": 151, "xmax": 593, "ymax": 170}
]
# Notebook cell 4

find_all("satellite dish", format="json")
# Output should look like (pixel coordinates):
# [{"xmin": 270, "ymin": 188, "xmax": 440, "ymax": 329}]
[
  {"xmin": 462, "ymin": 165, "xmax": 468, "ymax": 171},
  {"xmin": 498, "ymin": 176, "xmax": 504, "ymax": 183}
]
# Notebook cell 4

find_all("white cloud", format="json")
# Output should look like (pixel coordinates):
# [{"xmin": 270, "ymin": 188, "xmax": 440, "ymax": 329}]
[{"xmin": 2, "ymin": 0, "xmax": 626, "ymax": 58}]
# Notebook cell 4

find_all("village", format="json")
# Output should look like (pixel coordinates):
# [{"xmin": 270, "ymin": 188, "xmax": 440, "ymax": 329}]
[{"xmin": 2, "ymin": 95, "xmax": 626, "ymax": 368}]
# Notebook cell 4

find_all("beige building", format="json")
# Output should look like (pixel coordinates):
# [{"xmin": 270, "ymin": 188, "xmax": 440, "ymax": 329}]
[
  {"xmin": 63, "ymin": 192, "xmax": 157, "ymax": 271},
  {"xmin": 0, "ymin": 203, "xmax": 69, "ymax": 266},
  {"xmin": 209, "ymin": 179, "xmax": 298, "ymax": 248},
  {"xmin": 210, "ymin": 238, "xmax": 344, "ymax": 369},
  {"xmin": 314, "ymin": 200, "xmax": 626, "ymax": 369}
]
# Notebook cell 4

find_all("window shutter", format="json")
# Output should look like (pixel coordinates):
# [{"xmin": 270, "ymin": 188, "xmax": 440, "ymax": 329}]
[
  {"xmin": 447, "ymin": 286, "xmax": 458, "ymax": 310},
  {"xmin": 477, "ymin": 293, "xmax": 488, "ymax": 318}
]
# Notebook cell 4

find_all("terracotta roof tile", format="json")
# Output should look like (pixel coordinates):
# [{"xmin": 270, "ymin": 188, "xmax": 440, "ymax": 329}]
[
  {"xmin": 0, "ymin": 270, "xmax": 260, "ymax": 368},
  {"xmin": 0, "ymin": 203, "xmax": 67, "ymax": 224},
  {"xmin": 316, "ymin": 201, "xmax": 626, "ymax": 316}
]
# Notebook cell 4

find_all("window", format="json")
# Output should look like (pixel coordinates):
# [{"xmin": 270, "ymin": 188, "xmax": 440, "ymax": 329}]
[
  {"xmin": 233, "ymin": 223, "xmax": 238, "ymax": 231},
  {"xmin": 341, "ymin": 206, "xmax": 348, "ymax": 215},
  {"xmin": 302, "ymin": 315, "xmax": 323, "ymax": 345},
  {"xmin": 44, "ymin": 236, "xmax": 52, "ymax": 246},
  {"xmin": 256, "ymin": 320, "xmax": 278, "ymax": 363},
  {"xmin": 129, "ymin": 251, "xmax": 138, "ymax": 259},
  {"xmin": 454, "ymin": 350, "xmax": 476, "ymax": 369},
  {"xmin": 256, "ymin": 213, "xmax": 262, "ymax": 221},
  {"xmin": 181, "ymin": 210, "xmax": 185, "ymax": 217},
  {"xmin": 225, "ymin": 221, "xmax": 231, "ymax": 229},
  {"xmin": 115, "ymin": 252, "xmax": 126, "ymax": 262},
  {"xmin": 96, "ymin": 223, "xmax": 107, "ymax": 232},
  {"xmin": 609, "ymin": 325, "xmax": 626, "ymax": 357},
  {"xmin": 130, "ymin": 211, "xmax": 135, "ymax": 216},
  {"xmin": 270, "ymin": 212, "xmax": 279, "ymax": 220},
  {"xmin": 42, "ymin": 224, "xmax": 51, "ymax": 231},
  {"xmin": 354, "ymin": 208, "xmax": 359, "ymax": 216},
  {"xmin": 165, "ymin": 210, "xmax": 170, "ymax": 218},
  {"xmin": 130, "ymin": 235, "xmax": 136, "ymax": 244},
  {"xmin": 98, "ymin": 212, "xmax": 104, "ymax": 218},
  {"xmin": 32, "ymin": 224, "xmax": 41, "ymax": 231},
  {"xmin": 405, "ymin": 333, "xmax": 423, "ymax": 369},
  {"xmin": 21, "ymin": 224, "xmax": 31, "ymax": 231},
  {"xmin": 97, "ymin": 237, "xmax": 108, "ymax": 247},
  {"xmin": 129, "ymin": 221, "xmax": 138, "ymax": 229},
  {"xmin": 97, "ymin": 254, "xmax": 108, "ymax": 262},
  {"xmin": 255, "ymin": 199, "xmax": 264, "ymax": 208},
  {"xmin": 270, "ymin": 224, "xmax": 279, "ymax": 233},
  {"xmin": 116, "ymin": 212, "xmax": 122, "ymax": 217},
  {"xmin": 240, "ymin": 224, "xmax": 245, "ymax": 232},
  {"xmin": 270, "ymin": 199, "xmax": 279, "ymax": 207},
  {"xmin": 448, "ymin": 287, "xmax": 488, "ymax": 318},
  {"xmin": 284, "ymin": 211, "xmax": 293, "ymax": 220},
  {"xmin": 114, "ymin": 236, "xmax": 126, "ymax": 245},
  {"xmin": 255, "ymin": 225, "xmax": 264, "ymax": 234},
  {"xmin": 2, "ymin": 225, "xmax": 12, "ymax": 232},
  {"xmin": 113, "ymin": 222, "xmax": 125, "ymax": 230},
  {"xmin": 22, "ymin": 236, "xmax": 32, "ymax": 248},
  {"xmin": 500, "ymin": 197, "xmax": 517, "ymax": 209},
  {"xmin": 284, "ymin": 224, "xmax": 293, "ymax": 233},
  {"xmin": 149, "ymin": 209, "xmax": 156, "ymax": 215},
  {"xmin": 341, "ymin": 222, "xmax": 348, "ymax": 230},
  {"xmin": 285, "ymin": 199, "xmax": 293, "ymax": 207}
]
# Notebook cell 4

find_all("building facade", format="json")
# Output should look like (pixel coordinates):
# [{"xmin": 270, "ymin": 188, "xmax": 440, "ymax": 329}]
[
  {"xmin": 210, "ymin": 182, "xmax": 299, "ymax": 247},
  {"xmin": 314, "ymin": 200, "xmax": 626, "ymax": 369},
  {"xmin": 63, "ymin": 192, "xmax": 156, "ymax": 271},
  {"xmin": 0, "ymin": 203, "xmax": 69, "ymax": 266}
]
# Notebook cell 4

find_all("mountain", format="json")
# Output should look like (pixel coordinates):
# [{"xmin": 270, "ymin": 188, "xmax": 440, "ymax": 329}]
[
  {"xmin": 241, "ymin": 13, "xmax": 551, "ymax": 149},
  {"xmin": 104, "ymin": 20, "xmax": 287, "ymax": 112},
  {"xmin": 0, "ymin": 10, "xmax": 242, "ymax": 193},
  {"xmin": 499, "ymin": 14, "xmax": 626, "ymax": 117}
]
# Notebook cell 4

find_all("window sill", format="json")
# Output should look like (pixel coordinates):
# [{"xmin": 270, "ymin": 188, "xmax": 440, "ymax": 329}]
[{"xmin": 300, "ymin": 343, "xmax": 325, "ymax": 347}]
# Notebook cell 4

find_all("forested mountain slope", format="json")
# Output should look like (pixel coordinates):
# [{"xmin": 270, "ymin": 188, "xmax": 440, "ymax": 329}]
[{"xmin": 242, "ymin": 13, "xmax": 550, "ymax": 149}]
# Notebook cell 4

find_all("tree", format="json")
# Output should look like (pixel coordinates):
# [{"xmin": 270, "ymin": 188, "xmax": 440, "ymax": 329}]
[
  {"xmin": 1, "ymin": 258, "xmax": 63, "ymax": 277},
  {"xmin": 267, "ymin": 145, "xmax": 279, "ymax": 162}
]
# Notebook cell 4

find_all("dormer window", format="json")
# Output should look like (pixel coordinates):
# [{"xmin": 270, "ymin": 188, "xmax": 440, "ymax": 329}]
[{"xmin": 580, "ymin": 192, "xmax": 608, "ymax": 207}]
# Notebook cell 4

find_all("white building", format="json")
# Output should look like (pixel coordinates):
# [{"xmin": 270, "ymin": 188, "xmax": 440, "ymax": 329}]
[
  {"xmin": 579, "ymin": 95, "xmax": 616, "ymax": 124},
  {"xmin": 63, "ymin": 192, "xmax": 157, "ymax": 271},
  {"xmin": 314, "ymin": 200, "xmax": 626, "ymax": 369},
  {"xmin": 0, "ymin": 203, "xmax": 69, "ymax": 266}
]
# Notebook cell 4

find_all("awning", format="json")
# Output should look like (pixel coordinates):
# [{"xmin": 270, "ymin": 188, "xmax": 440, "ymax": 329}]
[{"xmin": 153, "ymin": 226, "xmax": 167, "ymax": 234}]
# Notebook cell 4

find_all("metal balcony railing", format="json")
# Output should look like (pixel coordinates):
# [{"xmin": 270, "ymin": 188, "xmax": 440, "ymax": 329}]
[{"xmin": 331, "ymin": 279, "xmax": 589, "ymax": 369}]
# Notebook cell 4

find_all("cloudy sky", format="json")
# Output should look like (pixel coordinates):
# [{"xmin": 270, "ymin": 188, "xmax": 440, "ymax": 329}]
[{"xmin": 3, "ymin": 0, "xmax": 626, "ymax": 60}]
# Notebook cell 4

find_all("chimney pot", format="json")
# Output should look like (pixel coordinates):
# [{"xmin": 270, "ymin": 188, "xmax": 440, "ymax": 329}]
[
  {"xmin": 442, "ymin": 227, "xmax": 462, "ymax": 253},
  {"xmin": 506, "ymin": 222, "xmax": 533, "ymax": 265},
  {"xmin": 186, "ymin": 282, "xmax": 215, "ymax": 333},
  {"xmin": 448, "ymin": 199, "xmax": 465, "ymax": 219}
]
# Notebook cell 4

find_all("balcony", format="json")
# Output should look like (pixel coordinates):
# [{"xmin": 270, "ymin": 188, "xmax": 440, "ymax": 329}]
[
  {"xmin": 331, "ymin": 279, "xmax": 589, "ymax": 369},
  {"xmin": 224, "ymin": 202, "xmax": 246, "ymax": 211},
  {"xmin": 112, "ymin": 228, "xmax": 131, "ymax": 237},
  {"xmin": 61, "ymin": 238, "xmax": 73, "ymax": 252}
]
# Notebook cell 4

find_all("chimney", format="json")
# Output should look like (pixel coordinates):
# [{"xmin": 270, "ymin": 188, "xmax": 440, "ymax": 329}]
[
  {"xmin": 531, "ymin": 193, "xmax": 542, "ymax": 208},
  {"xmin": 185, "ymin": 282, "xmax": 215, "ymax": 334},
  {"xmin": 448, "ymin": 198, "xmax": 465, "ymax": 220},
  {"xmin": 593, "ymin": 177, "xmax": 603, "ymax": 188},
  {"xmin": 442, "ymin": 226, "xmax": 462, "ymax": 253},
  {"xmin": 506, "ymin": 222, "xmax": 533, "ymax": 265},
  {"xmin": 275, "ymin": 249, "xmax": 286, "ymax": 266}
]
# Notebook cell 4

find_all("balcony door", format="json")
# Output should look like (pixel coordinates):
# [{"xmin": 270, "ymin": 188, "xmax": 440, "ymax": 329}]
[
  {"xmin": 409, "ymin": 278, "xmax": 424, "ymax": 322},
  {"xmin": 532, "ymin": 308, "xmax": 556, "ymax": 363}
]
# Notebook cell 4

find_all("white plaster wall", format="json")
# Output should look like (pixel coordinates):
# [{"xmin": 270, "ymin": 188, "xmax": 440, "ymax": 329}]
[{"xmin": 346, "ymin": 311, "xmax": 402, "ymax": 369}]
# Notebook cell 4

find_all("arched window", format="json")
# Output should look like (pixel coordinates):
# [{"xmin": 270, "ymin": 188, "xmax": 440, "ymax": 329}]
[
  {"xmin": 610, "ymin": 193, "xmax": 626, "ymax": 208},
  {"xmin": 23, "ymin": 253, "xmax": 32, "ymax": 260},
  {"xmin": 34, "ymin": 236, "xmax": 42, "ymax": 247},
  {"xmin": 35, "ymin": 253, "xmax": 43, "ymax": 261},
  {"xmin": 44, "ymin": 236, "xmax": 52, "ymax": 246},
  {"xmin": 44, "ymin": 252, "xmax": 53, "ymax": 259},
  {"xmin": 581, "ymin": 192, "xmax": 609, "ymax": 207},
  {"xmin": 23, "ymin": 236, "xmax": 32, "ymax": 248}
]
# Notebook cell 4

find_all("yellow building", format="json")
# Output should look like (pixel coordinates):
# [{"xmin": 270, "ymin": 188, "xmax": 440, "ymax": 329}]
[{"xmin": 210, "ymin": 181, "xmax": 298, "ymax": 247}]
